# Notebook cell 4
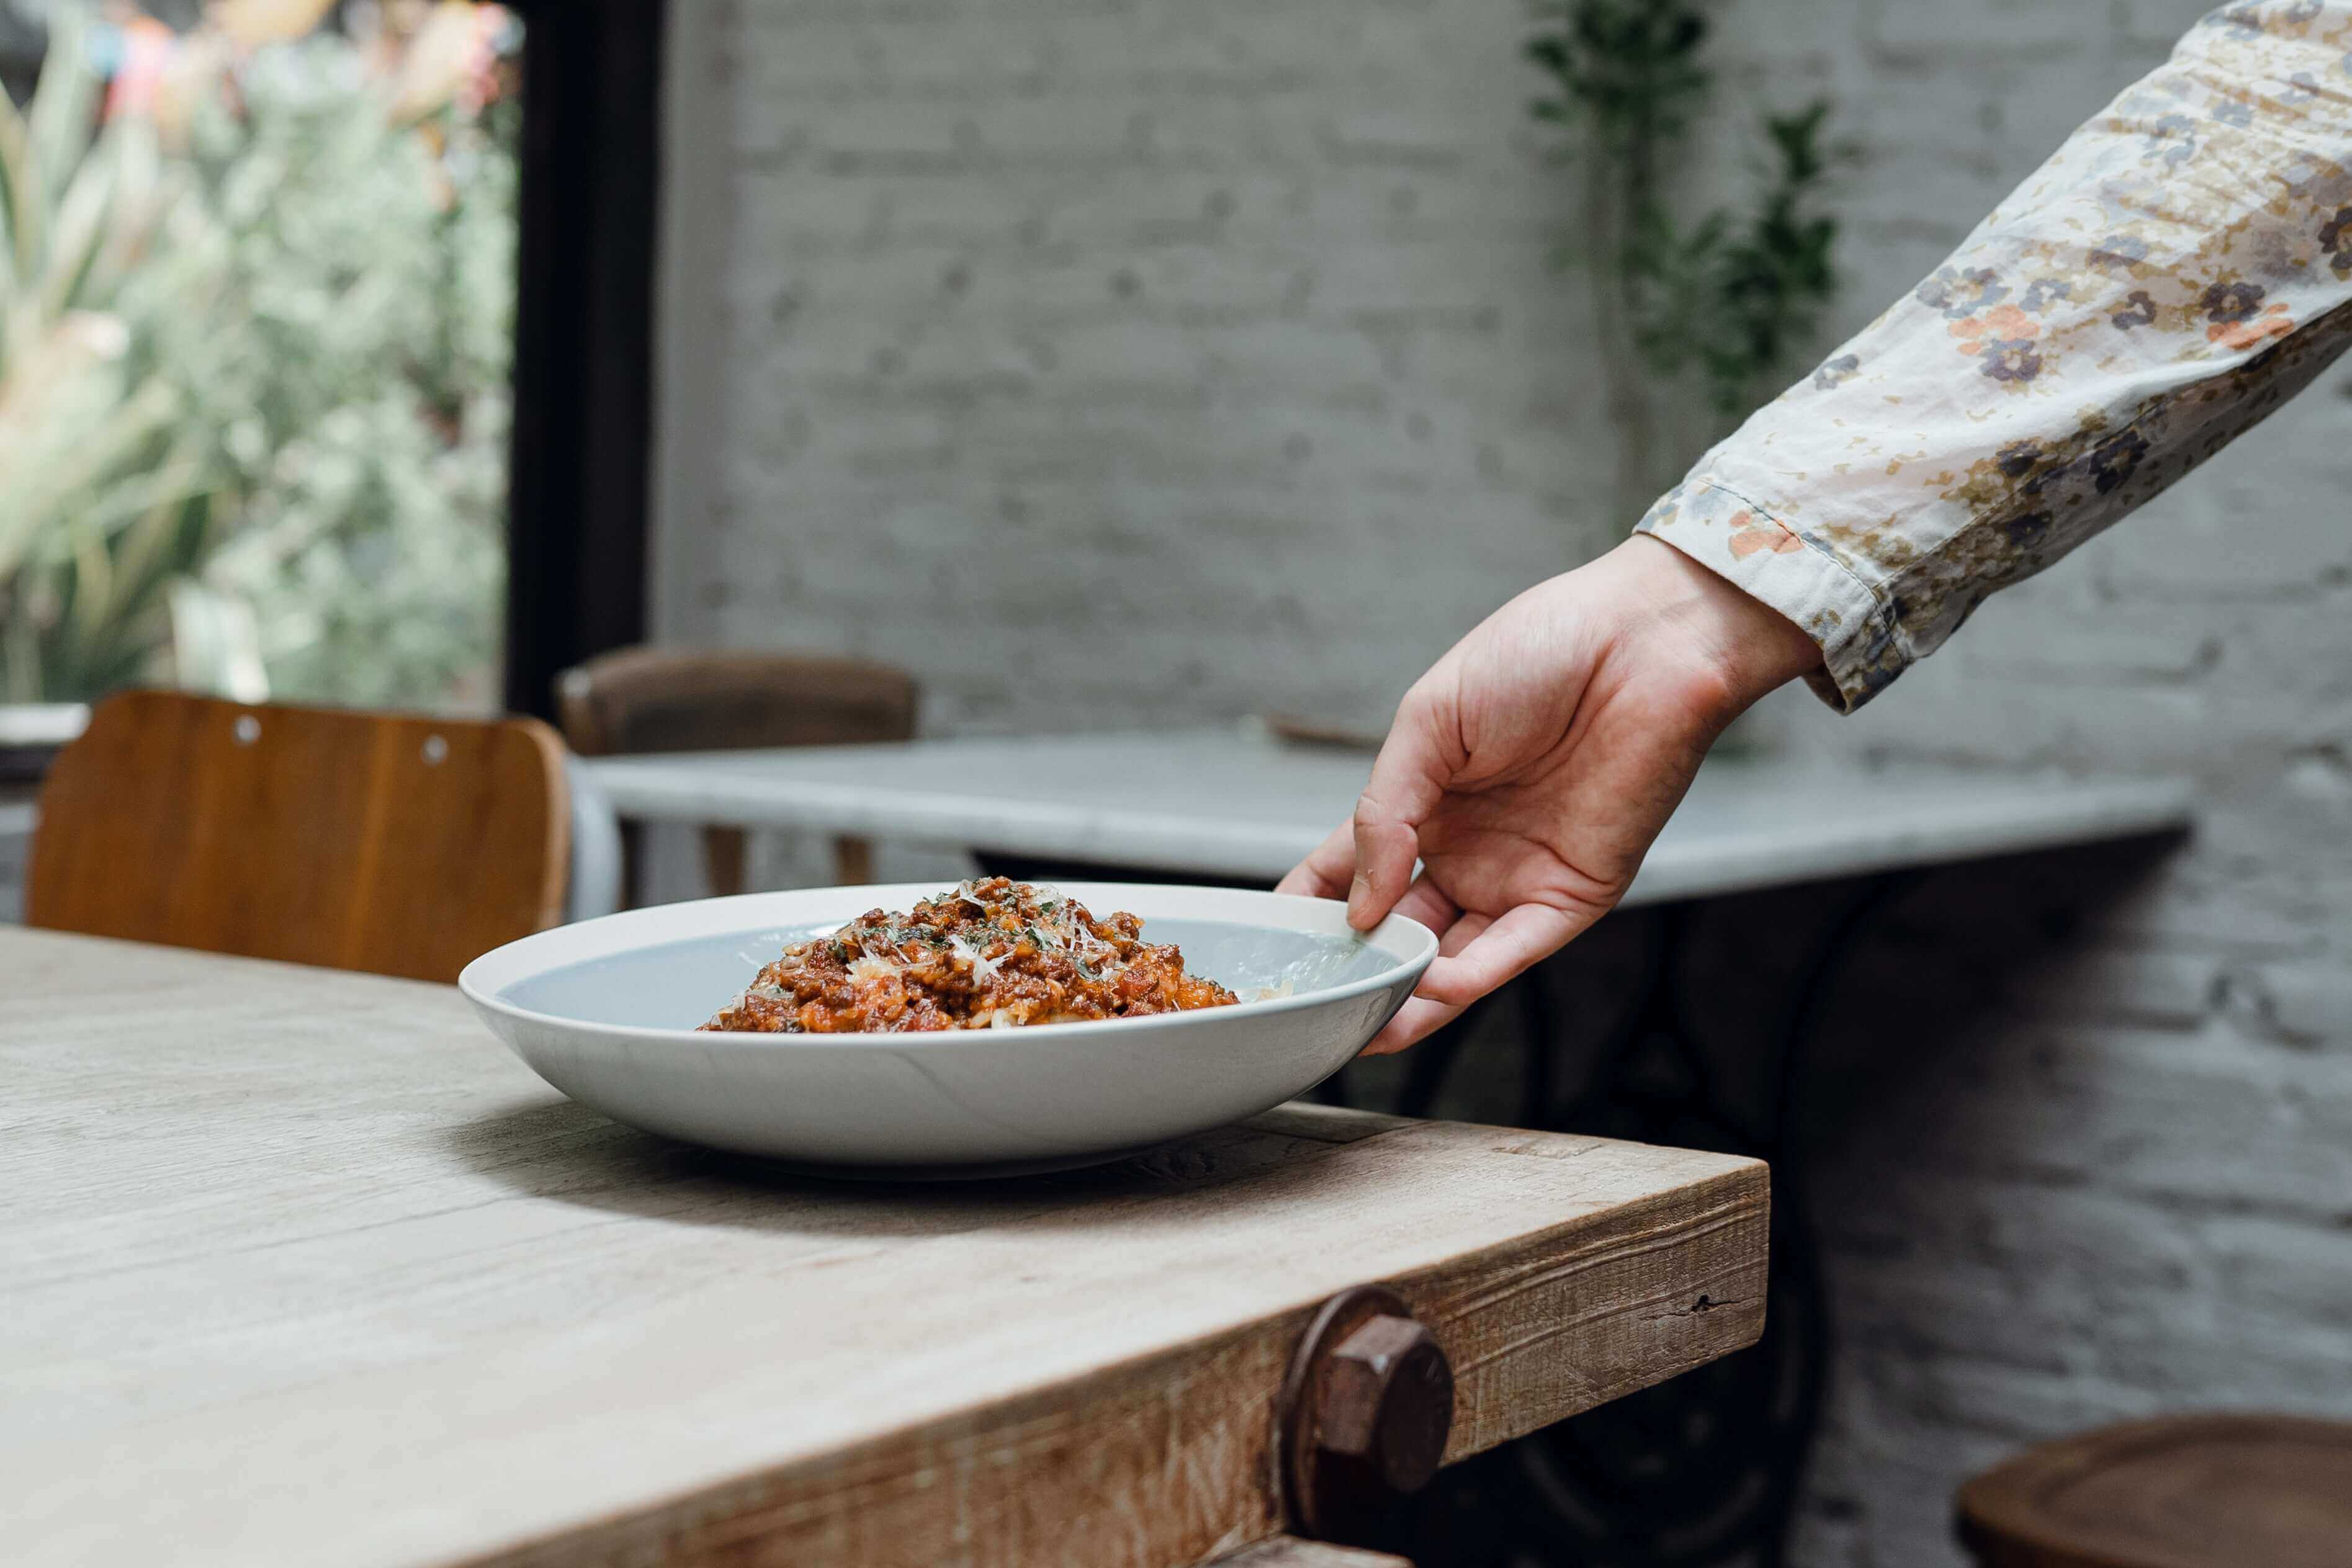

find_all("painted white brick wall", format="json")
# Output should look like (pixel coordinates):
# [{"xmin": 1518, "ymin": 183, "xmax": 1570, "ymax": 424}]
[
  {"xmin": 652, "ymin": 2, "xmax": 2352, "ymax": 1563},
  {"xmin": 655, "ymin": 0, "xmax": 1616, "ymax": 735}
]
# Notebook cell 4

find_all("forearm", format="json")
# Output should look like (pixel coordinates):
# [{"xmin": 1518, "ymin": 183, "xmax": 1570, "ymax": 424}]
[{"xmin": 1640, "ymin": 1, "xmax": 2352, "ymax": 712}]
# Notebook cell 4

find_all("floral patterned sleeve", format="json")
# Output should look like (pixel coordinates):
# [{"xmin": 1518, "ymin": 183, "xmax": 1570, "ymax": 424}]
[{"xmin": 1638, "ymin": 1, "xmax": 2352, "ymax": 712}]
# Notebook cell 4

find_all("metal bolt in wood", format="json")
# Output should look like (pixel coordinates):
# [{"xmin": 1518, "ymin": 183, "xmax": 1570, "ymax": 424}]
[{"xmin": 1276, "ymin": 1284, "xmax": 1457, "ymax": 1541}]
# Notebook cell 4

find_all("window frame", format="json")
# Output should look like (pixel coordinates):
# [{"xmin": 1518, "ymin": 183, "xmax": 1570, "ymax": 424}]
[{"xmin": 500, "ymin": 0, "xmax": 666, "ymax": 719}]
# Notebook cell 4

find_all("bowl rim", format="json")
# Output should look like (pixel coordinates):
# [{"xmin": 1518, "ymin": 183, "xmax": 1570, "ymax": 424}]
[{"xmin": 459, "ymin": 880, "xmax": 1439, "ymax": 1051}]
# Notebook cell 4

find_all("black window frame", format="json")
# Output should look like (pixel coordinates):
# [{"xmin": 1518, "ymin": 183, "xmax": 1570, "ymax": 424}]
[{"xmin": 501, "ymin": 0, "xmax": 667, "ymax": 719}]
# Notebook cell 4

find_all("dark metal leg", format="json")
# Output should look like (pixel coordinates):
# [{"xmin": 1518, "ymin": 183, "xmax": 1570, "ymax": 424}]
[
  {"xmin": 1382, "ymin": 874, "xmax": 1920, "ymax": 1567},
  {"xmin": 1307, "ymin": 1069, "xmax": 1355, "ymax": 1109},
  {"xmin": 971, "ymin": 846, "xmax": 1910, "ymax": 1562},
  {"xmin": 1394, "ymin": 991, "xmax": 1496, "ymax": 1121},
  {"xmin": 1314, "ymin": 988, "xmax": 1497, "ymax": 1114}
]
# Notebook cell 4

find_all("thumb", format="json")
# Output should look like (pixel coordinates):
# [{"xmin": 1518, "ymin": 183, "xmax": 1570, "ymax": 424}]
[{"xmin": 1347, "ymin": 689, "xmax": 1457, "ymax": 930}]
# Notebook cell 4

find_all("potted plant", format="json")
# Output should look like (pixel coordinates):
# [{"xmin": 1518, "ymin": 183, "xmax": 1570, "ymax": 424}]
[
  {"xmin": 1527, "ymin": 0, "xmax": 1841, "ymax": 519},
  {"xmin": 1525, "ymin": 0, "xmax": 1841, "ymax": 753}
]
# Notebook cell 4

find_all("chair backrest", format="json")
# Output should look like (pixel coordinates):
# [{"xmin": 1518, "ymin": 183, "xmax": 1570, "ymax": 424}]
[
  {"xmin": 555, "ymin": 647, "xmax": 917, "ymax": 756},
  {"xmin": 27, "ymin": 691, "xmax": 569, "ymax": 983}
]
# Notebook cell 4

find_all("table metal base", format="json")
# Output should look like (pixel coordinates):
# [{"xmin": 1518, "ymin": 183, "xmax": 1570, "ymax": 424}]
[
  {"xmin": 973, "ymin": 848, "xmax": 1912, "ymax": 1564},
  {"xmin": 1317, "ymin": 876, "xmax": 1919, "ymax": 1567}
]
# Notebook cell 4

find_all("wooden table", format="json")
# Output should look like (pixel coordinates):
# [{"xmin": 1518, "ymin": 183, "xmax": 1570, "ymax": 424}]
[
  {"xmin": 0, "ymin": 928, "xmax": 1768, "ymax": 1568},
  {"xmin": 578, "ymin": 727, "xmax": 2196, "ymax": 897},
  {"xmin": 584, "ymin": 728, "xmax": 2194, "ymax": 1559}
]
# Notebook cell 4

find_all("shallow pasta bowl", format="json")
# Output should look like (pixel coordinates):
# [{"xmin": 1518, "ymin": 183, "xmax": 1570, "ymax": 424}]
[{"xmin": 459, "ymin": 882, "xmax": 1437, "ymax": 1175}]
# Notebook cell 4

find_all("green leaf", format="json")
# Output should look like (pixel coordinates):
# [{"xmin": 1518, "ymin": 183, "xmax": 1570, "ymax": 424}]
[{"xmin": 24, "ymin": 6, "xmax": 98, "ymax": 243}]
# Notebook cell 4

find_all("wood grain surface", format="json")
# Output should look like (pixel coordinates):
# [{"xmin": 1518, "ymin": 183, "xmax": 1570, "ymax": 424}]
[
  {"xmin": 1955, "ymin": 1412, "xmax": 2352, "ymax": 1568},
  {"xmin": 1, "ymin": 928, "xmax": 1769, "ymax": 1568},
  {"xmin": 1204, "ymin": 1538, "xmax": 1413, "ymax": 1567},
  {"xmin": 25, "ymin": 691, "xmax": 568, "ymax": 982}
]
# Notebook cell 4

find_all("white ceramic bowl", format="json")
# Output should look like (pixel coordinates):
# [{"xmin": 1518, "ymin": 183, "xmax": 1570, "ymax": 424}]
[{"xmin": 459, "ymin": 882, "xmax": 1435, "ymax": 1175}]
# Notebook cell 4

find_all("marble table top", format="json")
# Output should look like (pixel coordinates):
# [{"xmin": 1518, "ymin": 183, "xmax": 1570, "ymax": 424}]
[{"xmin": 581, "ymin": 728, "xmax": 2195, "ymax": 902}]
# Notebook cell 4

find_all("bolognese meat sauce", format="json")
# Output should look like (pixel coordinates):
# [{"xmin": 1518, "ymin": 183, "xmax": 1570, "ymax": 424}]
[{"xmin": 702, "ymin": 877, "xmax": 1239, "ymax": 1033}]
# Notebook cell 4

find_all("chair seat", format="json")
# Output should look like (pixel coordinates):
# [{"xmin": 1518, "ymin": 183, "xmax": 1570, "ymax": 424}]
[{"xmin": 1955, "ymin": 1413, "xmax": 2352, "ymax": 1568}]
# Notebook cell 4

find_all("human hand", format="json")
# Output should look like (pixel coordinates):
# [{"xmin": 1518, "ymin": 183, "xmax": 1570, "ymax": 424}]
[{"xmin": 1277, "ymin": 535, "xmax": 1821, "ymax": 1053}]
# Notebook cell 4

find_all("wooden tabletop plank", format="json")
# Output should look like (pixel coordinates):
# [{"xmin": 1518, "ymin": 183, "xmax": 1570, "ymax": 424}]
[
  {"xmin": 1207, "ymin": 1540, "xmax": 1413, "ymax": 1568},
  {"xmin": 0, "ymin": 930, "xmax": 1767, "ymax": 1568},
  {"xmin": 580, "ymin": 729, "xmax": 2194, "ymax": 893}
]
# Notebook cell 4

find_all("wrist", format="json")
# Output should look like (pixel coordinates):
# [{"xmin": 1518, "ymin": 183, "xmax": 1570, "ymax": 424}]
[{"xmin": 1617, "ymin": 534, "xmax": 1823, "ymax": 713}]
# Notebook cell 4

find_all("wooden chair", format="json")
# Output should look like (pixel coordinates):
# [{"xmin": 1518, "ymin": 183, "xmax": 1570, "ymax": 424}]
[
  {"xmin": 1956, "ymin": 1413, "xmax": 2352, "ymax": 1568},
  {"xmin": 27, "ymin": 690, "xmax": 569, "ymax": 983},
  {"xmin": 554, "ymin": 646, "xmax": 915, "ymax": 897}
]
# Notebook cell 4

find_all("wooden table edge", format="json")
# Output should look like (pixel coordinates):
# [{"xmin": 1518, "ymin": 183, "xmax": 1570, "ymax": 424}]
[{"xmin": 467, "ymin": 1129, "xmax": 1770, "ymax": 1568}]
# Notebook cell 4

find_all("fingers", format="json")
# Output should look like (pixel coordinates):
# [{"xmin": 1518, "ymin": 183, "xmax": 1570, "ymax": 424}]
[
  {"xmin": 1284, "ymin": 822, "xmax": 1462, "ymax": 943},
  {"xmin": 1360, "ymin": 994, "xmax": 1464, "ymax": 1055},
  {"xmin": 1362, "ymin": 898, "xmax": 1588, "ymax": 1055},
  {"xmin": 1391, "ymin": 884, "xmax": 1457, "ymax": 938},
  {"xmin": 1277, "ymin": 820, "xmax": 1472, "ymax": 1056},
  {"xmin": 1362, "ymin": 897, "xmax": 1479, "ymax": 1054},
  {"xmin": 1415, "ymin": 900, "xmax": 1587, "ymax": 1008},
  {"xmin": 1347, "ymin": 694, "xmax": 1457, "ymax": 931},
  {"xmin": 1275, "ymin": 820, "xmax": 1356, "ymax": 900}
]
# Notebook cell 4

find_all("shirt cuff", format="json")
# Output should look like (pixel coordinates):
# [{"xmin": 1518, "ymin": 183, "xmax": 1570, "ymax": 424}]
[{"xmin": 1634, "ymin": 475, "xmax": 1903, "ymax": 714}]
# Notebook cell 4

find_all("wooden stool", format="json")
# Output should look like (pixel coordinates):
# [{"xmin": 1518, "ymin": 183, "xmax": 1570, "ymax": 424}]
[
  {"xmin": 1956, "ymin": 1413, "xmax": 2352, "ymax": 1568},
  {"xmin": 553, "ymin": 646, "xmax": 915, "ymax": 899}
]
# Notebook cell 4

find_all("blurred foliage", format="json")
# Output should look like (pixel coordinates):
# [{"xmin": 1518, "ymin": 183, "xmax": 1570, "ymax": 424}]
[
  {"xmin": 0, "ymin": 0, "xmax": 515, "ymax": 708},
  {"xmin": 0, "ymin": 6, "xmax": 220, "ymax": 701},
  {"xmin": 1527, "ymin": 0, "xmax": 1839, "ymax": 520}
]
